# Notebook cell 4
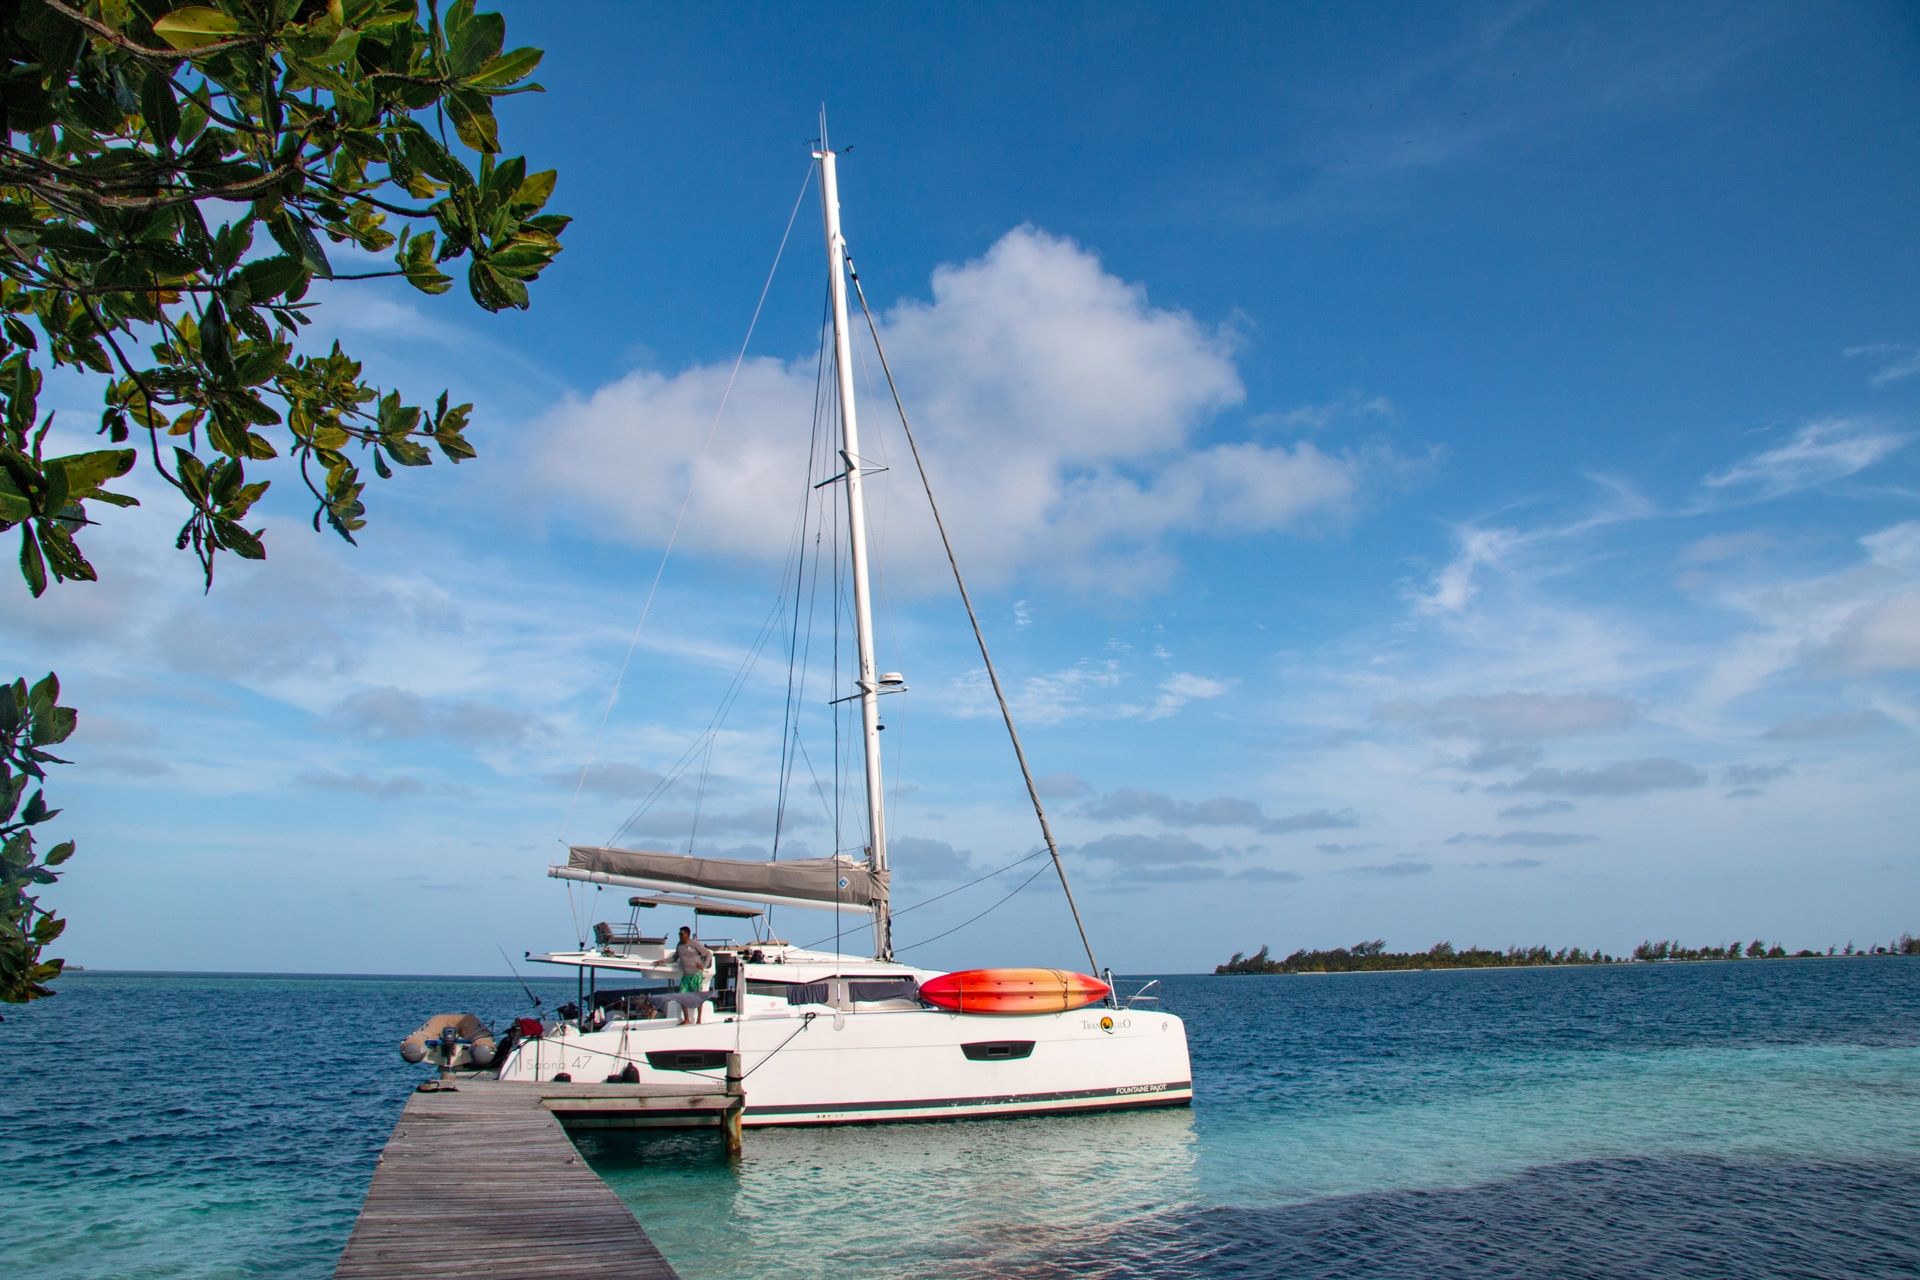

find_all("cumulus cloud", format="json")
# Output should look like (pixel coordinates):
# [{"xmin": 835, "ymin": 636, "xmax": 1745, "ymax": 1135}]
[
  {"xmin": 1035, "ymin": 772, "xmax": 1092, "ymax": 798},
  {"xmin": 1490, "ymin": 757, "xmax": 1707, "ymax": 796},
  {"xmin": 1379, "ymin": 690, "xmax": 1637, "ymax": 743},
  {"xmin": 1081, "ymin": 787, "xmax": 1358, "ymax": 835},
  {"xmin": 1496, "ymin": 799, "xmax": 1576, "ymax": 820},
  {"xmin": 526, "ymin": 227, "xmax": 1388, "ymax": 592},
  {"xmin": 1760, "ymin": 709, "xmax": 1894, "ymax": 740},
  {"xmin": 1315, "ymin": 842, "xmax": 1377, "ymax": 855},
  {"xmin": 1444, "ymin": 830, "xmax": 1597, "ymax": 847},
  {"xmin": 1703, "ymin": 418, "xmax": 1909, "ymax": 500}
]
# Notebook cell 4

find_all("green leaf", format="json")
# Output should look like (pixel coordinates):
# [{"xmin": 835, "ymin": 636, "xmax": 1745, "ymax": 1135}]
[
  {"xmin": 18, "ymin": 526, "xmax": 46, "ymax": 597},
  {"xmin": 46, "ymin": 449, "xmax": 136, "ymax": 503},
  {"xmin": 150, "ymin": 6, "xmax": 242, "ymax": 51},
  {"xmin": 212, "ymin": 518, "xmax": 264, "ymax": 559},
  {"xmin": 448, "ymin": 8, "xmax": 506, "ymax": 77},
  {"xmin": 237, "ymin": 254, "xmax": 305, "ymax": 303},
  {"xmin": 468, "ymin": 46, "xmax": 543, "ymax": 89},
  {"xmin": 139, "ymin": 66, "xmax": 181, "ymax": 148},
  {"xmin": 44, "ymin": 841, "xmax": 75, "ymax": 867},
  {"xmin": 446, "ymin": 90, "xmax": 500, "ymax": 155},
  {"xmin": 510, "ymin": 168, "xmax": 557, "ymax": 211}
]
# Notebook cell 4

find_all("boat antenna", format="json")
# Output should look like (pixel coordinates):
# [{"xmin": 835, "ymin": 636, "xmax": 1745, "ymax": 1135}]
[
  {"xmin": 497, "ymin": 944, "xmax": 543, "ymax": 1012},
  {"xmin": 843, "ymin": 256, "xmax": 1103, "ymax": 980}
]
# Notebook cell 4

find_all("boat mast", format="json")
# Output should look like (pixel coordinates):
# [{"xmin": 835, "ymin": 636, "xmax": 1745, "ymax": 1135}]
[{"xmin": 814, "ymin": 121, "xmax": 893, "ymax": 960}]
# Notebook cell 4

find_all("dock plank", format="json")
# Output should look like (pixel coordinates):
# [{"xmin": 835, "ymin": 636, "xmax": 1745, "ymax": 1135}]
[{"xmin": 335, "ymin": 1081, "xmax": 693, "ymax": 1279}]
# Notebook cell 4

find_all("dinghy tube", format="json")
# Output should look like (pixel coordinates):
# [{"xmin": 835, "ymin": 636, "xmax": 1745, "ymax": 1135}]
[{"xmin": 398, "ymin": 1012, "xmax": 496, "ymax": 1067}]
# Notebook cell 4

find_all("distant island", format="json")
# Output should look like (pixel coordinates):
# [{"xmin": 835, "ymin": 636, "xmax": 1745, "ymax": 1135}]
[{"xmin": 1217, "ymin": 935, "xmax": 1920, "ymax": 975}]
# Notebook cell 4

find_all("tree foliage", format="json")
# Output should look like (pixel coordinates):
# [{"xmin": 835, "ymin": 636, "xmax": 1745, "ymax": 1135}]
[
  {"xmin": 1, "ymin": 674, "xmax": 75, "ymax": 1008},
  {"xmin": 0, "ymin": 0, "xmax": 567, "ymax": 1003},
  {"xmin": 1217, "ymin": 939, "xmax": 1623, "ymax": 974},
  {"xmin": 1216, "ymin": 935, "xmax": 1920, "ymax": 975}
]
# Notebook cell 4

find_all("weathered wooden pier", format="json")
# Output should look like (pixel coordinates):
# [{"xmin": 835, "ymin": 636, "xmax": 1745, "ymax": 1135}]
[{"xmin": 335, "ymin": 1067, "xmax": 743, "ymax": 1279}]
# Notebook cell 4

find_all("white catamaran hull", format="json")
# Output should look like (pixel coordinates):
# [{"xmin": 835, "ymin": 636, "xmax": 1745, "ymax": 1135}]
[{"xmin": 496, "ymin": 1006, "xmax": 1192, "ymax": 1126}]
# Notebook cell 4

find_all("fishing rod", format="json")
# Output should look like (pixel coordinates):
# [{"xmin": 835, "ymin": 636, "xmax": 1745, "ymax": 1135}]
[{"xmin": 497, "ymin": 944, "xmax": 543, "ymax": 1012}]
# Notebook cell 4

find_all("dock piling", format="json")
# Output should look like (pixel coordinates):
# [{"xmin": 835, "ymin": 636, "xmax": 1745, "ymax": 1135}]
[{"xmin": 724, "ymin": 1052, "xmax": 745, "ymax": 1158}]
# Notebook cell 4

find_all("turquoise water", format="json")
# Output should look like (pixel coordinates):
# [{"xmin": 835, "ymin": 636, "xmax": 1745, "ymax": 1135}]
[{"xmin": 3, "ymin": 961, "xmax": 1917, "ymax": 1277}]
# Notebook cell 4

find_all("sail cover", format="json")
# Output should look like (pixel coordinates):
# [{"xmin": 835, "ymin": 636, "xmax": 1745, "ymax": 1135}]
[{"xmin": 558, "ymin": 846, "xmax": 886, "ymax": 914}]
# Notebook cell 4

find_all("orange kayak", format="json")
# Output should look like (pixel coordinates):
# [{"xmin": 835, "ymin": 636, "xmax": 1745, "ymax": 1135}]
[{"xmin": 919, "ymin": 968, "xmax": 1111, "ymax": 1015}]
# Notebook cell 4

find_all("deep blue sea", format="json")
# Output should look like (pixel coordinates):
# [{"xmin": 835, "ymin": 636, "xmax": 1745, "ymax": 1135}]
[{"xmin": 4, "ymin": 960, "xmax": 1918, "ymax": 1278}]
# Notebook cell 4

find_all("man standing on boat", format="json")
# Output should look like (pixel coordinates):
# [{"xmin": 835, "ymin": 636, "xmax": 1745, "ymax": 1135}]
[{"xmin": 670, "ymin": 925, "xmax": 713, "ymax": 992}]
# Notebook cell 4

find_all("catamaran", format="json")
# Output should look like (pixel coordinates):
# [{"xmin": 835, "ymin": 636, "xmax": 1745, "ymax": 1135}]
[{"xmin": 489, "ymin": 127, "xmax": 1192, "ymax": 1126}]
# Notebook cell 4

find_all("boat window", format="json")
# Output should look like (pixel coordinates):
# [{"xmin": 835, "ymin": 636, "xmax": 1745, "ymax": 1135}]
[
  {"xmin": 645, "ymin": 1049, "xmax": 730, "ymax": 1072},
  {"xmin": 847, "ymin": 978, "xmax": 918, "ymax": 1003},
  {"xmin": 961, "ymin": 1040, "xmax": 1036, "ymax": 1062}
]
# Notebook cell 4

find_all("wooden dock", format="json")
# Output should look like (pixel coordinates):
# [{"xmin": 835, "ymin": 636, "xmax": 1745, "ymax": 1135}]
[{"xmin": 336, "ymin": 1074, "xmax": 742, "ymax": 1279}]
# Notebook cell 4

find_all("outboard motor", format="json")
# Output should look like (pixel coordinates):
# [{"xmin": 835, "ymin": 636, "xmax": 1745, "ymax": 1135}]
[{"xmin": 398, "ymin": 1012, "xmax": 497, "ymax": 1074}]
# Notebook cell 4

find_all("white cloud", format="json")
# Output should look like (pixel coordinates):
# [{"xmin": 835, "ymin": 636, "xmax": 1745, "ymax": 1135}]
[
  {"xmin": 1415, "ymin": 525, "xmax": 1520, "ymax": 614},
  {"xmin": 1811, "ymin": 590, "xmax": 1920, "ymax": 676},
  {"xmin": 1844, "ymin": 343, "xmax": 1920, "ymax": 386},
  {"xmin": 1490, "ymin": 757, "xmax": 1707, "ymax": 796},
  {"xmin": 1257, "ymin": 392, "xmax": 1396, "ymax": 432},
  {"xmin": 1144, "ymin": 671, "xmax": 1232, "ymax": 720},
  {"xmin": 1702, "ymin": 418, "xmax": 1908, "ymax": 500},
  {"xmin": 1689, "ymin": 522, "xmax": 1920, "ymax": 709},
  {"xmin": 525, "ymin": 227, "xmax": 1385, "ymax": 593}
]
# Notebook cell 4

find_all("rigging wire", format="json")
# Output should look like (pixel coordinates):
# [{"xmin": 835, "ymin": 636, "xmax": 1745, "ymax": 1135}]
[
  {"xmin": 893, "ymin": 862, "xmax": 1053, "ymax": 956},
  {"xmin": 560, "ymin": 161, "xmax": 816, "ymax": 844},
  {"xmin": 772, "ymin": 286, "xmax": 839, "ymax": 862},
  {"xmin": 844, "ymin": 252, "xmax": 1103, "ymax": 977},
  {"xmin": 792, "ymin": 845, "xmax": 1049, "ymax": 953}
]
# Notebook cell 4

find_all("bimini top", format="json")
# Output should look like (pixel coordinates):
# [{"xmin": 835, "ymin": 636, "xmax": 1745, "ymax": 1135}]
[{"xmin": 553, "ymin": 845, "xmax": 886, "ymax": 916}]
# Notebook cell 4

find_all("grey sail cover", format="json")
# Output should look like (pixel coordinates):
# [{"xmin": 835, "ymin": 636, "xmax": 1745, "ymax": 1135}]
[{"xmin": 566, "ymin": 845, "xmax": 887, "ymax": 910}]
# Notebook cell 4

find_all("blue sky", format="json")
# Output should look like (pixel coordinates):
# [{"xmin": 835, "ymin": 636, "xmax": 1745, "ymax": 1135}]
[{"xmin": 8, "ymin": 1, "xmax": 1919, "ymax": 975}]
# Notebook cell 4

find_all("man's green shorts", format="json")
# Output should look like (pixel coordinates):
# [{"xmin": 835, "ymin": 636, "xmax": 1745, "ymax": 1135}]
[{"xmin": 678, "ymin": 973, "xmax": 704, "ymax": 993}]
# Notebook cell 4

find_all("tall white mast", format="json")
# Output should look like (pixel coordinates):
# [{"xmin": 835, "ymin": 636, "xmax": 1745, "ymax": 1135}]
[{"xmin": 814, "ymin": 122, "xmax": 893, "ymax": 959}]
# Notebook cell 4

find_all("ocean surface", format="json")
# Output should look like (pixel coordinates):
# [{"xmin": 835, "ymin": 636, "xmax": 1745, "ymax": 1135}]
[{"xmin": 3, "ymin": 960, "xmax": 1917, "ymax": 1278}]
